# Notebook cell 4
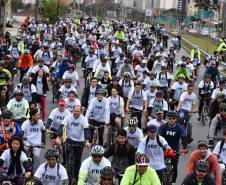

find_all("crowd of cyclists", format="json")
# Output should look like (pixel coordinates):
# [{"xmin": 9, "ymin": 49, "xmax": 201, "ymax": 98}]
[{"xmin": 0, "ymin": 14, "xmax": 225, "ymax": 185}]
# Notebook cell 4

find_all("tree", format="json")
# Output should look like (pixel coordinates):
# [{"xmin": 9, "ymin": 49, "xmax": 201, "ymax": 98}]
[
  {"xmin": 194, "ymin": 0, "xmax": 220, "ymax": 11},
  {"xmin": 41, "ymin": 0, "xmax": 68, "ymax": 24}
]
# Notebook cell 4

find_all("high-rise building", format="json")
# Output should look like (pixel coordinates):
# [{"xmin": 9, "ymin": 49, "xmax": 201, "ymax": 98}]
[{"xmin": 178, "ymin": 0, "xmax": 189, "ymax": 15}]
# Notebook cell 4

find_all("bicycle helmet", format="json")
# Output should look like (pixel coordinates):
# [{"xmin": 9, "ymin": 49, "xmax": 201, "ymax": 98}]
[
  {"xmin": 119, "ymin": 53, "xmax": 124, "ymax": 58},
  {"xmin": 177, "ymin": 74, "xmax": 185, "ymax": 79},
  {"xmin": 112, "ymin": 76, "xmax": 119, "ymax": 82},
  {"xmin": 100, "ymin": 166, "xmax": 115, "ymax": 178},
  {"xmin": 124, "ymin": 72, "xmax": 131, "ymax": 77},
  {"xmin": 156, "ymin": 91, "xmax": 164, "ymax": 97},
  {"xmin": 219, "ymin": 103, "xmax": 226, "ymax": 110},
  {"xmin": 2, "ymin": 109, "xmax": 12, "ymax": 119},
  {"xmin": 149, "ymin": 71, "xmax": 156, "ymax": 75},
  {"xmin": 217, "ymin": 93, "xmax": 225, "ymax": 99},
  {"xmin": 24, "ymin": 49, "xmax": 30, "ymax": 54},
  {"xmin": 45, "ymin": 148, "xmax": 59, "ymax": 159},
  {"xmin": 99, "ymin": 53, "xmax": 106, "ymax": 58},
  {"xmin": 90, "ymin": 145, "xmax": 104, "ymax": 155},
  {"xmin": 149, "ymin": 82, "xmax": 158, "ymax": 87},
  {"xmin": 127, "ymin": 117, "xmax": 138, "ymax": 127},
  {"xmin": 135, "ymin": 154, "xmax": 150, "ymax": 166},
  {"xmin": 14, "ymin": 89, "xmax": 24, "ymax": 96},
  {"xmin": 22, "ymin": 76, "xmax": 30, "ymax": 84},
  {"xmin": 64, "ymin": 77, "xmax": 72, "ymax": 82},
  {"xmin": 167, "ymin": 112, "xmax": 178, "ymax": 118},
  {"xmin": 204, "ymin": 74, "xmax": 211, "ymax": 78},
  {"xmin": 96, "ymin": 88, "xmax": 105, "ymax": 95},
  {"xmin": 195, "ymin": 160, "xmax": 209, "ymax": 172}
]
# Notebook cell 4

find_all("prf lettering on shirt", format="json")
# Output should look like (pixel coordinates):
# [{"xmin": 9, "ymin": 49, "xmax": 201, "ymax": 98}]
[
  {"xmin": 91, "ymin": 169, "xmax": 101, "ymax": 174},
  {"xmin": 95, "ymin": 106, "xmax": 103, "ymax": 110},
  {"xmin": 30, "ymin": 128, "xmax": 39, "ymax": 132},
  {"xmin": 71, "ymin": 122, "xmax": 79, "ymax": 127},
  {"xmin": 127, "ymin": 136, "xmax": 136, "ymax": 141},
  {"xmin": 14, "ymin": 104, "xmax": 22, "ymax": 107},
  {"xmin": 147, "ymin": 144, "xmax": 158, "ymax": 149},
  {"xmin": 45, "ymin": 175, "xmax": 56, "ymax": 180},
  {"xmin": 166, "ymin": 131, "xmax": 176, "ymax": 136},
  {"xmin": 56, "ymin": 116, "xmax": 65, "ymax": 120}
]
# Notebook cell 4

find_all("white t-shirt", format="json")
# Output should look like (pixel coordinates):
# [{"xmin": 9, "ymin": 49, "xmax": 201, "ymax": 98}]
[
  {"xmin": 79, "ymin": 157, "xmax": 111, "ymax": 185},
  {"xmin": 0, "ymin": 149, "xmax": 28, "ymax": 176},
  {"xmin": 144, "ymin": 90, "xmax": 157, "ymax": 106},
  {"xmin": 21, "ymin": 119, "xmax": 45, "ymax": 146},
  {"xmin": 198, "ymin": 80, "xmax": 214, "ymax": 95},
  {"xmin": 59, "ymin": 85, "xmax": 77, "ymax": 100},
  {"xmin": 63, "ymin": 114, "xmax": 89, "ymax": 142},
  {"xmin": 179, "ymin": 91, "xmax": 197, "ymax": 111},
  {"xmin": 128, "ymin": 90, "xmax": 147, "ymax": 110},
  {"xmin": 34, "ymin": 163, "xmax": 68, "ymax": 185},
  {"xmin": 64, "ymin": 98, "xmax": 81, "ymax": 112},
  {"xmin": 211, "ymin": 88, "xmax": 226, "ymax": 99},
  {"xmin": 48, "ymin": 108, "xmax": 71, "ymax": 130},
  {"xmin": 124, "ymin": 127, "xmax": 143, "ymax": 148},
  {"xmin": 213, "ymin": 141, "xmax": 226, "ymax": 164},
  {"xmin": 147, "ymin": 119, "xmax": 166, "ymax": 128},
  {"xmin": 186, "ymin": 63, "xmax": 194, "ymax": 76},
  {"xmin": 134, "ymin": 65, "xmax": 149, "ymax": 77},
  {"xmin": 172, "ymin": 82, "xmax": 188, "ymax": 101},
  {"xmin": 137, "ymin": 136, "xmax": 169, "ymax": 170},
  {"xmin": 15, "ymin": 84, "xmax": 37, "ymax": 103},
  {"xmin": 107, "ymin": 96, "xmax": 124, "ymax": 115},
  {"xmin": 149, "ymin": 98, "xmax": 168, "ymax": 116},
  {"xmin": 156, "ymin": 72, "xmax": 171, "ymax": 87},
  {"xmin": 89, "ymin": 86, "xmax": 97, "ymax": 104},
  {"xmin": 62, "ymin": 71, "xmax": 79, "ymax": 87}
]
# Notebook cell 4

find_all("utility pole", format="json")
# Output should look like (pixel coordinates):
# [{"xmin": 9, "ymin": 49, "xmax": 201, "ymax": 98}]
[
  {"xmin": 34, "ymin": 0, "xmax": 39, "ymax": 20},
  {"xmin": 57, "ymin": 0, "xmax": 60, "ymax": 18},
  {"xmin": 0, "ymin": 0, "xmax": 6, "ymax": 35}
]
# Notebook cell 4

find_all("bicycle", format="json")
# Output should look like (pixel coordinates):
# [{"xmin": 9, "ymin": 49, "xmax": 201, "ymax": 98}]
[
  {"xmin": 89, "ymin": 124, "xmax": 104, "ymax": 145},
  {"xmin": 82, "ymin": 68, "xmax": 93, "ymax": 87},
  {"xmin": 200, "ymin": 97, "xmax": 209, "ymax": 126},
  {"xmin": 51, "ymin": 78, "xmax": 61, "ymax": 103},
  {"xmin": 24, "ymin": 143, "xmax": 45, "ymax": 172}
]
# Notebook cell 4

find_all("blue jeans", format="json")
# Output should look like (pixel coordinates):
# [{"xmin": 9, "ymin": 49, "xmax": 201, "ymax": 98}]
[{"xmin": 178, "ymin": 109, "xmax": 192, "ymax": 140}]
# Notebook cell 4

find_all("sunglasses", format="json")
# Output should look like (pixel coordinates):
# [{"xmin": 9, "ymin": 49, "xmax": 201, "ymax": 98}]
[
  {"xmin": 92, "ymin": 155, "xmax": 103, "ymax": 159},
  {"xmin": 129, "ymin": 125, "xmax": 136, "ymax": 128},
  {"xmin": 197, "ymin": 170, "xmax": 207, "ymax": 173},
  {"xmin": 3, "ymin": 116, "xmax": 11, "ymax": 119},
  {"xmin": 102, "ymin": 177, "xmax": 113, "ymax": 181}
]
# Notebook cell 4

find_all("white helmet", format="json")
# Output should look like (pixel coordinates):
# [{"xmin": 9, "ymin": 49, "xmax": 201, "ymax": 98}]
[{"xmin": 91, "ymin": 145, "xmax": 104, "ymax": 155}]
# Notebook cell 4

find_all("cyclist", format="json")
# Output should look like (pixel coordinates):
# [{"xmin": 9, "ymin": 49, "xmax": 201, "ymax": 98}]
[
  {"xmin": 62, "ymin": 64, "xmax": 80, "ymax": 89},
  {"xmin": 209, "ymin": 93, "xmax": 226, "ymax": 120},
  {"xmin": 119, "ymin": 72, "xmax": 134, "ymax": 103},
  {"xmin": 94, "ymin": 58, "xmax": 111, "ymax": 80},
  {"xmin": 134, "ymin": 60, "xmax": 149, "ymax": 77},
  {"xmin": 190, "ymin": 46, "xmax": 201, "ymax": 61},
  {"xmin": 117, "ymin": 59, "xmax": 135, "ymax": 79},
  {"xmin": 126, "ymin": 82, "xmax": 147, "ymax": 128},
  {"xmin": 124, "ymin": 117, "xmax": 143, "ymax": 150},
  {"xmin": 34, "ymin": 148, "xmax": 68, "ymax": 185},
  {"xmin": 64, "ymin": 91, "xmax": 81, "ymax": 112},
  {"xmin": 148, "ymin": 91, "xmax": 168, "ymax": 119},
  {"xmin": 211, "ymin": 80, "xmax": 226, "ymax": 101},
  {"xmin": 15, "ymin": 76, "xmax": 37, "ymax": 105},
  {"xmin": 174, "ymin": 63, "xmax": 191, "ymax": 82},
  {"xmin": 57, "ymin": 78, "xmax": 77, "ymax": 100},
  {"xmin": 78, "ymin": 145, "xmax": 111, "ymax": 185},
  {"xmin": 143, "ymin": 71, "xmax": 159, "ymax": 91},
  {"xmin": 213, "ymin": 129, "xmax": 226, "ymax": 175},
  {"xmin": 46, "ymin": 100, "xmax": 70, "ymax": 147},
  {"xmin": 147, "ymin": 110, "xmax": 166, "ymax": 129},
  {"xmin": 0, "ymin": 60, "xmax": 12, "ymax": 107},
  {"xmin": 205, "ymin": 61, "xmax": 220, "ymax": 87},
  {"xmin": 182, "ymin": 160, "xmax": 215, "ymax": 185},
  {"xmin": 158, "ymin": 112, "xmax": 188, "ymax": 184},
  {"xmin": 137, "ymin": 124, "xmax": 171, "ymax": 182},
  {"xmin": 0, "ymin": 110, "xmax": 22, "ymax": 154},
  {"xmin": 81, "ymin": 77, "xmax": 101, "ymax": 111},
  {"xmin": 186, "ymin": 140, "xmax": 221, "ymax": 185},
  {"xmin": 60, "ymin": 105, "xmax": 91, "ymax": 182},
  {"xmin": 104, "ymin": 129, "xmax": 136, "ymax": 183},
  {"xmin": 7, "ymin": 89, "xmax": 29, "ymax": 125},
  {"xmin": 85, "ymin": 88, "xmax": 110, "ymax": 146},
  {"xmin": 144, "ymin": 82, "xmax": 157, "ymax": 106},
  {"xmin": 30, "ymin": 58, "xmax": 50, "ymax": 76},
  {"xmin": 21, "ymin": 107, "xmax": 45, "ymax": 171},
  {"xmin": 17, "ymin": 49, "xmax": 33, "ymax": 82},
  {"xmin": 169, "ymin": 74, "xmax": 187, "ymax": 111},
  {"xmin": 106, "ymin": 76, "xmax": 123, "ymax": 97},
  {"xmin": 98, "ymin": 71, "xmax": 112, "ymax": 89},
  {"xmin": 208, "ymin": 103, "xmax": 226, "ymax": 146},
  {"xmin": 177, "ymin": 84, "xmax": 197, "ymax": 143},
  {"xmin": 120, "ymin": 154, "xmax": 161, "ymax": 185},
  {"xmin": 97, "ymin": 166, "xmax": 115, "ymax": 185},
  {"xmin": 197, "ymin": 74, "xmax": 214, "ymax": 121},
  {"xmin": 84, "ymin": 49, "xmax": 97, "ymax": 70},
  {"xmin": 0, "ymin": 137, "xmax": 32, "ymax": 181}
]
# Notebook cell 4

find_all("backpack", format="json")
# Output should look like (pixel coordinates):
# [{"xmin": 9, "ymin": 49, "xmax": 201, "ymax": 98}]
[
  {"xmin": 42, "ymin": 163, "xmax": 60, "ymax": 178},
  {"xmin": 145, "ymin": 135, "xmax": 164, "ymax": 151},
  {"xmin": 217, "ymin": 139, "xmax": 225, "ymax": 159}
]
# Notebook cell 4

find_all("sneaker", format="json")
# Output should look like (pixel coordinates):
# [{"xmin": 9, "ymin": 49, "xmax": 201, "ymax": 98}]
[{"xmin": 197, "ymin": 116, "xmax": 201, "ymax": 121}]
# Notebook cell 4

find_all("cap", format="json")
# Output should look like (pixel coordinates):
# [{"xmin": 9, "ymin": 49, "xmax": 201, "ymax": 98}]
[
  {"xmin": 58, "ymin": 100, "xmax": 65, "ymax": 105},
  {"xmin": 147, "ymin": 124, "xmax": 157, "ymax": 133}
]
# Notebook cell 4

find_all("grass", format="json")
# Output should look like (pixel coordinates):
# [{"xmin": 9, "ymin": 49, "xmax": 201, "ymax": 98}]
[{"xmin": 182, "ymin": 33, "xmax": 218, "ymax": 54}]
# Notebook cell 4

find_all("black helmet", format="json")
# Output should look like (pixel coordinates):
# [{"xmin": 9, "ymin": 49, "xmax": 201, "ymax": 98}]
[
  {"xmin": 99, "ymin": 53, "xmax": 106, "ymax": 58},
  {"xmin": 45, "ymin": 148, "xmax": 59, "ymax": 159},
  {"xmin": 22, "ymin": 76, "xmax": 30, "ymax": 84},
  {"xmin": 195, "ymin": 160, "xmax": 209, "ymax": 172},
  {"xmin": 100, "ymin": 166, "xmax": 115, "ymax": 178},
  {"xmin": 167, "ymin": 112, "xmax": 178, "ymax": 118},
  {"xmin": 156, "ymin": 91, "xmax": 164, "ymax": 97},
  {"xmin": 96, "ymin": 88, "xmax": 105, "ymax": 95},
  {"xmin": 219, "ymin": 103, "xmax": 226, "ymax": 110},
  {"xmin": 2, "ymin": 109, "xmax": 12, "ymax": 119},
  {"xmin": 14, "ymin": 89, "xmax": 24, "ymax": 96}
]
